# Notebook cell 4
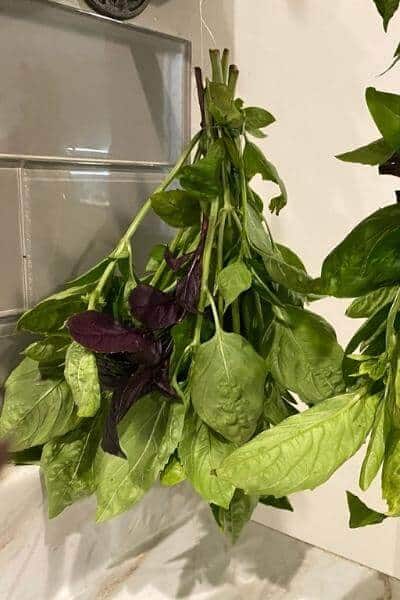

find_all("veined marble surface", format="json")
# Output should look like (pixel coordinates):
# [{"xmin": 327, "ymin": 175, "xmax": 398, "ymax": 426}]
[{"xmin": 1, "ymin": 464, "xmax": 399, "ymax": 600}]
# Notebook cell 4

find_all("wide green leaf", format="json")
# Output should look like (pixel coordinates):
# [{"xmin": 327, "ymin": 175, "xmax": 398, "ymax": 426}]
[
  {"xmin": 247, "ymin": 209, "xmax": 312, "ymax": 293},
  {"xmin": 67, "ymin": 257, "xmax": 113, "ymax": 287},
  {"xmin": 95, "ymin": 395, "xmax": 185, "ymax": 522},
  {"xmin": 41, "ymin": 413, "xmax": 103, "ymax": 518},
  {"xmin": 366, "ymin": 87, "xmax": 400, "ymax": 150},
  {"xmin": 18, "ymin": 285, "xmax": 89, "ymax": 333},
  {"xmin": 64, "ymin": 342, "xmax": 101, "ymax": 418},
  {"xmin": 346, "ymin": 286, "xmax": 398, "ymax": 318},
  {"xmin": 243, "ymin": 141, "xmax": 287, "ymax": 215},
  {"xmin": 359, "ymin": 400, "xmax": 388, "ymax": 490},
  {"xmin": 269, "ymin": 306, "xmax": 345, "ymax": 404},
  {"xmin": 259, "ymin": 495, "xmax": 293, "ymax": 512},
  {"xmin": 346, "ymin": 491, "xmax": 387, "ymax": 528},
  {"xmin": 372, "ymin": 0, "xmax": 400, "ymax": 31},
  {"xmin": 244, "ymin": 107, "xmax": 275, "ymax": 130},
  {"xmin": 218, "ymin": 389, "xmax": 379, "ymax": 497},
  {"xmin": 119, "ymin": 393, "xmax": 185, "ymax": 491},
  {"xmin": 317, "ymin": 204, "xmax": 400, "ymax": 297},
  {"xmin": 24, "ymin": 334, "xmax": 70, "ymax": 364},
  {"xmin": 336, "ymin": 138, "xmax": 394, "ymax": 166},
  {"xmin": 382, "ymin": 429, "xmax": 400, "ymax": 515},
  {"xmin": 179, "ymin": 412, "xmax": 235, "ymax": 508},
  {"xmin": 151, "ymin": 190, "xmax": 202, "ymax": 228},
  {"xmin": 211, "ymin": 490, "xmax": 258, "ymax": 543},
  {"xmin": 218, "ymin": 261, "xmax": 252, "ymax": 309},
  {"xmin": 180, "ymin": 140, "xmax": 224, "ymax": 196},
  {"xmin": 0, "ymin": 358, "xmax": 79, "ymax": 451},
  {"xmin": 191, "ymin": 330, "xmax": 266, "ymax": 444},
  {"xmin": 95, "ymin": 450, "xmax": 144, "ymax": 522}
]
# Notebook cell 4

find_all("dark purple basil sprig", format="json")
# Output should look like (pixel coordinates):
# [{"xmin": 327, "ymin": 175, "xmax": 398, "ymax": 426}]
[{"xmin": 67, "ymin": 220, "xmax": 208, "ymax": 456}]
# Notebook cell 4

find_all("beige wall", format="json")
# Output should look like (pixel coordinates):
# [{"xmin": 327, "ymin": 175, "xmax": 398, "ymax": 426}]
[
  {"xmin": 227, "ymin": 0, "xmax": 400, "ymax": 577},
  {"xmin": 17, "ymin": 0, "xmax": 400, "ymax": 578}
]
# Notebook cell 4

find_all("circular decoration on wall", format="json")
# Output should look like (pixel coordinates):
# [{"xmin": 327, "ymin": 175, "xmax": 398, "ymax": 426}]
[{"xmin": 86, "ymin": 0, "xmax": 150, "ymax": 20}]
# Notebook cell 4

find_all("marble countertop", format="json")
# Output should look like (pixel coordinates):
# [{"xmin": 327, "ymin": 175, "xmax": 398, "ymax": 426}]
[{"xmin": 1, "ymin": 465, "xmax": 399, "ymax": 600}]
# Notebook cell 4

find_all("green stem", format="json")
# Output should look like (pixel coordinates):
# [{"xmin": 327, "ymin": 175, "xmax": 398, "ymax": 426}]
[
  {"xmin": 87, "ymin": 132, "xmax": 201, "ymax": 309},
  {"xmin": 209, "ymin": 49, "xmax": 223, "ymax": 83},
  {"xmin": 207, "ymin": 289, "xmax": 222, "ymax": 334},
  {"xmin": 221, "ymin": 49, "xmax": 230, "ymax": 84},
  {"xmin": 216, "ymin": 211, "xmax": 227, "ymax": 315},
  {"xmin": 116, "ymin": 131, "xmax": 202, "ymax": 256},
  {"xmin": 193, "ymin": 197, "xmax": 219, "ymax": 345},
  {"xmin": 228, "ymin": 65, "xmax": 239, "ymax": 96},
  {"xmin": 88, "ymin": 261, "xmax": 117, "ymax": 310}
]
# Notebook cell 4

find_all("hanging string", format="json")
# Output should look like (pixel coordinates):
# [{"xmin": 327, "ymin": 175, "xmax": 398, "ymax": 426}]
[{"xmin": 199, "ymin": 0, "xmax": 217, "ymax": 72}]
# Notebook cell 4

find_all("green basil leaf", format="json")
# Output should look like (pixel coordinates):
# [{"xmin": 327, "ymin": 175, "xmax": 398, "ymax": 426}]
[
  {"xmin": 246, "ymin": 128, "xmax": 267, "ymax": 139},
  {"xmin": 366, "ymin": 87, "xmax": 400, "ymax": 150},
  {"xmin": 346, "ymin": 286, "xmax": 398, "ymax": 318},
  {"xmin": 180, "ymin": 140, "xmax": 224, "ymax": 196},
  {"xmin": 18, "ymin": 285, "xmax": 90, "ymax": 334},
  {"xmin": 247, "ymin": 208, "xmax": 312, "ymax": 294},
  {"xmin": 382, "ymin": 429, "xmax": 400, "ymax": 515},
  {"xmin": 95, "ymin": 395, "xmax": 185, "ymax": 522},
  {"xmin": 64, "ymin": 342, "xmax": 101, "ymax": 418},
  {"xmin": 276, "ymin": 244, "xmax": 307, "ymax": 273},
  {"xmin": 170, "ymin": 316, "xmax": 195, "ymax": 374},
  {"xmin": 0, "ymin": 357, "xmax": 79, "ymax": 451},
  {"xmin": 243, "ymin": 141, "xmax": 287, "ymax": 215},
  {"xmin": 359, "ymin": 400, "xmax": 388, "ymax": 490},
  {"xmin": 191, "ymin": 330, "xmax": 266, "ymax": 444},
  {"xmin": 346, "ymin": 491, "xmax": 387, "ymax": 528},
  {"xmin": 179, "ymin": 412, "xmax": 235, "ymax": 508},
  {"xmin": 218, "ymin": 389, "xmax": 379, "ymax": 497},
  {"xmin": 218, "ymin": 261, "xmax": 252, "ymax": 309},
  {"xmin": 67, "ymin": 257, "xmax": 113, "ymax": 287},
  {"xmin": 211, "ymin": 490, "xmax": 258, "ymax": 543},
  {"xmin": 119, "ymin": 393, "xmax": 185, "ymax": 491},
  {"xmin": 160, "ymin": 456, "xmax": 186, "ymax": 487},
  {"xmin": 95, "ymin": 449, "xmax": 144, "ymax": 522},
  {"xmin": 144, "ymin": 243, "xmax": 166, "ymax": 273},
  {"xmin": 247, "ymin": 204, "xmax": 273, "ymax": 255},
  {"xmin": 259, "ymin": 495, "xmax": 293, "ymax": 512},
  {"xmin": 244, "ymin": 107, "xmax": 275, "ymax": 130},
  {"xmin": 346, "ymin": 304, "xmax": 390, "ymax": 354},
  {"xmin": 336, "ymin": 138, "xmax": 394, "ymax": 165},
  {"xmin": 41, "ymin": 413, "xmax": 103, "ymax": 518},
  {"xmin": 269, "ymin": 306, "xmax": 345, "ymax": 404},
  {"xmin": 151, "ymin": 190, "xmax": 202, "ymax": 228},
  {"xmin": 318, "ymin": 204, "xmax": 400, "ymax": 297},
  {"xmin": 372, "ymin": 0, "xmax": 400, "ymax": 31},
  {"xmin": 24, "ymin": 335, "xmax": 70, "ymax": 364}
]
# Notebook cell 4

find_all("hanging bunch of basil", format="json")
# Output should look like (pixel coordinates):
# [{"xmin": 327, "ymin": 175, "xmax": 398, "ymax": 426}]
[{"xmin": 0, "ymin": 49, "xmax": 346, "ymax": 541}]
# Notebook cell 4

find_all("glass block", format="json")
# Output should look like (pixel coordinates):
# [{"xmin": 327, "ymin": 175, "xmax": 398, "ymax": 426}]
[
  {"xmin": 22, "ymin": 167, "xmax": 172, "ymax": 305},
  {"xmin": 0, "ymin": 0, "xmax": 189, "ymax": 164},
  {"xmin": 0, "ymin": 168, "xmax": 25, "ymax": 316}
]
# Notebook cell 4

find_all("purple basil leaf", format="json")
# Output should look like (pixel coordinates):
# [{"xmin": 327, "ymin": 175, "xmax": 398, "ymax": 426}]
[
  {"xmin": 68, "ymin": 311, "xmax": 161, "ymax": 365},
  {"xmin": 129, "ymin": 284, "xmax": 183, "ymax": 329},
  {"xmin": 165, "ymin": 248, "xmax": 195, "ymax": 272},
  {"xmin": 96, "ymin": 354, "xmax": 134, "ymax": 391},
  {"xmin": 176, "ymin": 259, "xmax": 202, "ymax": 313},
  {"xmin": 102, "ymin": 367, "xmax": 153, "ymax": 457}
]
